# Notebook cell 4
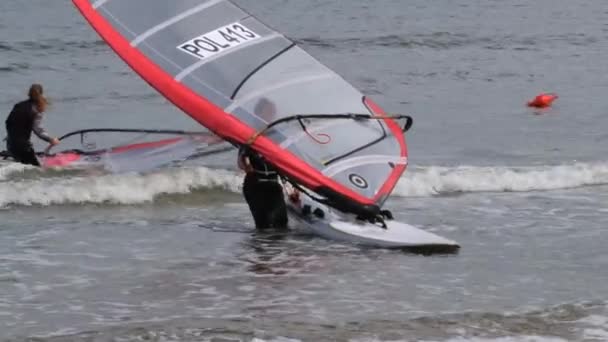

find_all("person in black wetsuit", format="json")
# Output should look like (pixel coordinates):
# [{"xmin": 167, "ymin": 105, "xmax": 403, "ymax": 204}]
[
  {"xmin": 237, "ymin": 97, "xmax": 288, "ymax": 229},
  {"xmin": 238, "ymin": 146, "xmax": 288, "ymax": 229},
  {"xmin": 5, "ymin": 84, "xmax": 59, "ymax": 166}
]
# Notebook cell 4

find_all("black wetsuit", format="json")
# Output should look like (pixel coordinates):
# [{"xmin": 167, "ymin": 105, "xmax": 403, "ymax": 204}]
[
  {"xmin": 240, "ymin": 147, "xmax": 288, "ymax": 229},
  {"xmin": 5, "ymin": 100, "xmax": 52, "ymax": 166}
]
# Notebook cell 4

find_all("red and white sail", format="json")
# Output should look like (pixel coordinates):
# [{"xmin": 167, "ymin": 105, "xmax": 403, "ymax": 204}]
[{"xmin": 73, "ymin": 0, "xmax": 410, "ymax": 216}]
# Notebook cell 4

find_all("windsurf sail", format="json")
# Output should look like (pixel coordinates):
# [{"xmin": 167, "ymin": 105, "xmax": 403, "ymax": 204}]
[
  {"xmin": 39, "ymin": 129, "xmax": 228, "ymax": 171},
  {"xmin": 1, "ymin": 128, "xmax": 229, "ymax": 171},
  {"xmin": 72, "ymin": 0, "xmax": 412, "ymax": 218}
]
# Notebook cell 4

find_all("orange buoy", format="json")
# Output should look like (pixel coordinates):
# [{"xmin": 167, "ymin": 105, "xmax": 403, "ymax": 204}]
[{"xmin": 527, "ymin": 93, "xmax": 558, "ymax": 108}]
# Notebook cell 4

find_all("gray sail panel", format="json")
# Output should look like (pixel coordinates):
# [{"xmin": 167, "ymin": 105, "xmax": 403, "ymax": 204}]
[
  {"xmin": 220, "ymin": 44, "xmax": 399, "ymax": 198},
  {"xmin": 94, "ymin": 0, "xmax": 293, "ymax": 106},
  {"xmin": 138, "ymin": 31, "xmax": 290, "ymax": 104},
  {"xmin": 90, "ymin": 0, "xmax": 372, "ymax": 125},
  {"xmin": 224, "ymin": 45, "xmax": 383, "ymax": 139}
]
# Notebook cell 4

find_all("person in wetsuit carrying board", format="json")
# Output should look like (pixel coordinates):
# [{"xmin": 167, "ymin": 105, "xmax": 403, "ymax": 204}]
[
  {"xmin": 238, "ymin": 146, "xmax": 288, "ymax": 229},
  {"xmin": 5, "ymin": 84, "xmax": 59, "ymax": 166}
]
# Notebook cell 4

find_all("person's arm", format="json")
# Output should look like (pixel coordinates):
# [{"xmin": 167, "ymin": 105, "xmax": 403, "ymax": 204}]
[{"xmin": 32, "ymin": 113, "xmax": 59, "ymax": 145}]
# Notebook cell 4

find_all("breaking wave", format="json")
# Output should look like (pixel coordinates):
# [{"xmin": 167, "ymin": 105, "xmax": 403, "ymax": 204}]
[
  {"xmin": 395, "ymin": 162, "xmax": 608, "ymax": 197},
  {"xmin": 0, "ymin": 165, "xmax": 241, "ymax": 207},
  {"xmin": 0, "ymin": 162, "xmax": 35, "ymax": 181},
  {"xmin": 1, "ymin": 161, "xmax": 607, "ymax": 207}
]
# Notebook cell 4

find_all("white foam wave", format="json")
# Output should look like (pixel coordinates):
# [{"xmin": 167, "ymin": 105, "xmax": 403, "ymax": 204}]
[
  {"xmin": 0, "ymin": 166, "xmax": 242, "ymax": 207},
  {"xmin": 394, "ymin": 162, "xmax": 608, "ymax": 197},
  {"xmin": 578, "ymin": 314, "xmax": 608, "ymax": 341},
  {"xmin": 0, "ymin": 162, "xmax": 36, "ymax": 180},
  {"xmin": 1, "ymin": 161, "xmax": 607, "ymax": 207}
]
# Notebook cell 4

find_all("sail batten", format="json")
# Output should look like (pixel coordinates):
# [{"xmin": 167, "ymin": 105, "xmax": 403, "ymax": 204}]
[
  {"xmin": 131, "ymin": 0, "xmax": 223, "ymax": 47},
  {"xmin": 230, "ymin": 42, "xmax": 296, "ymax": 100},
  {"xmin": 92, "ymin": 0, "xmax": 109, "ymax": 9}
]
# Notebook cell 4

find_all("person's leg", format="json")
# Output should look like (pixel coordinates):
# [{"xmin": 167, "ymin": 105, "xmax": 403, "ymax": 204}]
[
  {"xmin": 20, "ymin": 146, "xmax": 40, "ymax": 166},
  {"xmin": 242, "ymin": 174, "xmax": 271, "ymax": 228},
  {"xmin": 9, "ymin": 144, "xmax": 40, "ymax": 166},
  {"xmin": 264, "ymin": 182, "xmax": 288, "ymax": 228}
]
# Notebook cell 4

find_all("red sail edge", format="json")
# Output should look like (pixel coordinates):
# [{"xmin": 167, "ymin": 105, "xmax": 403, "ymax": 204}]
[
  {"xmin": 72, "ymin": 0, "xmax": 406, "ymax": 216},
  {"xmin": 363, "ymin": 97, "xmax": 409, "ymax": 205}
]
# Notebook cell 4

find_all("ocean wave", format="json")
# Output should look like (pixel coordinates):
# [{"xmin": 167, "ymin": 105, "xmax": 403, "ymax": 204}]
[
  {"xmin": 348, "ymin": 301, "xmax": 607, "ymax": 342},
  {"xmin": 0, "ymin": 42, "xmax": 15, "ymax": 51},
  {"xmin": 1, "ymin": 39, "xmax": 107, "ymax": 55},
  {"xmin": 1, "ymin": 161, "xmax": 606, "ymax": 207},
  {"xmin": 0, "ymin": 62, "xmax": 30, "ymax": 73},
  {"xmin": 297, "ymin": 32, "xmax": 475, "ymax": 50},
  {"xmin": 11, "ymin": 301, "xmax": 606, "ymax": 342},
  {"xmin": 296, "ymin": 32, "xmax": 599, "ymax": 51},
  {"xmin": 107, "ymin": 91, "xmax": 162, "ymax": 101},
  {"xmin": 0, "ymin": 162, "xmax": 37, "ymax": 181},
  {"xmin": 395, "ymin": 162, "xmax": 608, "ymax": 197},
  {"xmin": 0, "ymin": 166, "xmax": 241, "ymax": 208}
]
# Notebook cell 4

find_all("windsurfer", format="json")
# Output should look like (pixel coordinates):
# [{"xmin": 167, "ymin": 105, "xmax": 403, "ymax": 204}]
[
  {"xmin": 238, "ymin": 97, "xmax": 288, "ymax": 229},
  {"xmin": 4, "ymin": 84, "xmax": 59, "ymax": 166},
  {"xmin": 238, "ymin": 146, "xmax": 288, "ymax": 229}
]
